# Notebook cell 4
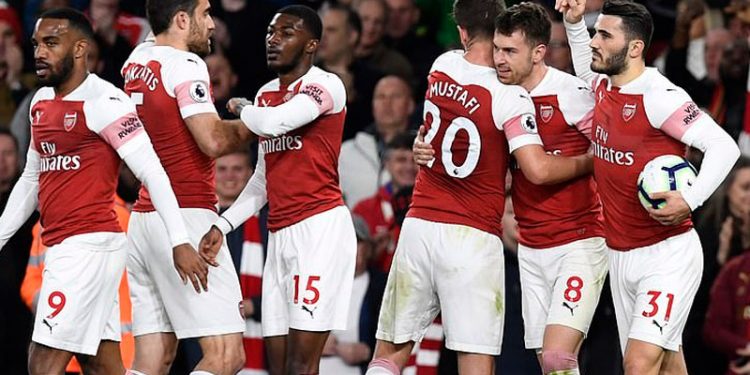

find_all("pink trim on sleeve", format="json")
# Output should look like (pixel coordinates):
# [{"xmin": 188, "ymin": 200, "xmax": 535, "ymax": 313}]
[
  {"xmin": 575, "ymin": 109, "xmax": 594, "ymax": 140},
  {"xmin": 503, "ymin": 114, "xmax": 537, "ymax": 141},
  {"xmin": 99, "ymin": 113, "xmax": 145, "ymax": 149},
  {"xmin": 174, "ymin": 80, "xmax": 211, "ymax": 109},
  {"xmin": 661, "ymin": 102, "xmax": 703, "ymax": 140},
  {"xmin": 299, "ymin": 82, "xmax": 333, "ymax": 115}
]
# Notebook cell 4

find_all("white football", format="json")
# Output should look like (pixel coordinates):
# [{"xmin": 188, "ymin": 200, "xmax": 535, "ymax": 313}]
[{"xmin": 637, "ymin": 155, "xmax": 697, "ymax": 210}]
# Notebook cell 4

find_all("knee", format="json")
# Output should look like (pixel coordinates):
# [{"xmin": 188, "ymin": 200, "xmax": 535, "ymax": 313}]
[
  {"xmin": 201, "ymin": 338, "xmax": 245, "ymax": 374},
  {"xmin": 541, "ymin": 350, "xmax": 578, "ymax": 374},
  {"xmin": 623, "ymin": 354, "xmax": 659, "ymax": 374}
]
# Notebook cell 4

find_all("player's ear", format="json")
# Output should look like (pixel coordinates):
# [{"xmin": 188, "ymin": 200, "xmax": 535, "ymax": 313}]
[
  {"xmin": 305, "ymin": 39, "xmax": 319, "ymax": 54},
  {"xmin": 628, "ymin": 39, "xmax": 645, "ymax": 60},
  {"xmin": 73, "ymin": 38, "xmax": 89, "ymax": 60},
  {"xmin": 174, "ymin": 10, "xmax": 190, "ymax": 31},
  {"xmin": 533, "ymin": 43, "xmax": 547, "ymax": 64}
]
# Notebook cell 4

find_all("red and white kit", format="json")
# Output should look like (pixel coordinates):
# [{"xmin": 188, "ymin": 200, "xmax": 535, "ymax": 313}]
[
  {"xmin": 122, "ymin": 42, "xmax": 244, "ymax": 339},
  {"xmin": 566, "ymin": 19, "xmax": 740, "ymax": 352},
  {"xmin": 376, "ymin": 50, "xmax": 541, "ymax": 355},
  {"xmin": 514, "ymin": 66, "xmax": 608, "ymax": 349},
  {"xmin": 0, "ymin": 74, "xmax": 188, "ymax": 355},
  {"xmin": 216, "ymin": 66, "xmax": 356, "ymax": 336}
]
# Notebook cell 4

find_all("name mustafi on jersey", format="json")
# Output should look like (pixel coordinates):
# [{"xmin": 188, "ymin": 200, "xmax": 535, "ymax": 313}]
[{"xmin": 428, "ymin": 81, "xmax": 481, "ymax": 115}]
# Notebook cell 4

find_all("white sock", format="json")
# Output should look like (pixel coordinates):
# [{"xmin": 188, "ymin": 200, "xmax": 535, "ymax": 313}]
[
  {"xmin": 127, "ymin": 370, "xmax": 148, "ymax": 375},
  {"xmin": 190, "ymin": 371, "xmax": 216, "ymax": 375}
]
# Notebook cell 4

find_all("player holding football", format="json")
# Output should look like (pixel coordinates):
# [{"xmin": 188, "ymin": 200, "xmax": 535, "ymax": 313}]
[
  {"xmin": 365, "ymin": 1, "xmax": 595, "ymax": 374},
  {"xmin": 121, "ymin": 0, "xmax": 256, "ymax": 374},
  {"xmin": 0, "ymin": 8, "xmax": 197, "ymax": 375},
  {"xmin": 557, "ymin": 0, "xmax": 740, "ymax": 372},
  {"xmin": 199, "ymin": 5, "xmax": 357, "ymax": 375}
]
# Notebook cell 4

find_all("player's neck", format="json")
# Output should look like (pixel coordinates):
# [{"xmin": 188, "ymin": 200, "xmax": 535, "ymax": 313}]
[
  {"xmin": 278, "ymin": 62, "xmax": 313, "ymax": 86},
  {"xmin": 463, "ymin": 39, "xmax": 493, "ymax": 68},
  {"xmin": 154, "ymin": 33, "xmax": 189, "ymax": 53},
  {"xmin": 520, "ymin": 63, "xmax": 548, "ymax": 93},
  {"xmin": 55, "ymin": 69, "xmax": 88, "ymax": 98},
  {"xmin": 610, "ymin": 60, "xmax": 646, "ymax": 87}
]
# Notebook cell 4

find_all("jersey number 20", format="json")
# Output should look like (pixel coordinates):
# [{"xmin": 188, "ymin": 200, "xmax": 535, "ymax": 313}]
[{"xmin": 422, "ymin": 99, "xmax": 481, "ymax": 178}]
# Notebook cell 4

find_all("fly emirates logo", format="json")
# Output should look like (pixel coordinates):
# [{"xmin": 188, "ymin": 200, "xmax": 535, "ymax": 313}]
[
  {"xmin": 592, "ymin": 125, "xmax": 634, "ymax": 166},
  {"xmin": 260, "ymin": 135, "xmax": 303, "ymax": 154},
  {"xmin": 39, "ymin": 141, "xmax": 81, "ymax": 172}
]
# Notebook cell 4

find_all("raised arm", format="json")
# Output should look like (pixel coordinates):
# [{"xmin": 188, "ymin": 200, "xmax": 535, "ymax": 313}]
[{"xmin": 557, "ymin": 0, "xmax": 598, "ymax": 85}]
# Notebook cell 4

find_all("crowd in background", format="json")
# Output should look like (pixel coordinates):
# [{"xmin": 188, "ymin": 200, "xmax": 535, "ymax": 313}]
[{"xmin": 0, "ymin": 0, "xmax": 749, "ymax": 374}]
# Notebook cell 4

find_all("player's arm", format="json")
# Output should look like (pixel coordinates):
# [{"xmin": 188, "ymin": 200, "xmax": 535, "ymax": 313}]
[
  {"xmin": 231, "ymin": 76, "xmax": 346, "ymax": 138},
  {"xmin": 513, "ymin": 144, "xmax": 593, "ymax": 185},
  {"xmin": 184, "ymin": 114, "xmax": 255, "ymax": 158},
  {"xmin": 200, "ymin": 148, "xmax": 268, "ymax": 265},
  {"xmin": 645, "ymin": 92, "xmax": 740, "ymax": 225},
  {"xmin": 0, "ymin": 145, "xmax": 39, "ymax": 250},
  {"xmin": 92, "ymin": 96, "xmax": 209, "ymax": 292},
  {"xmin": 556, "ymin": 0, "xmax": 598, "ymax": 86}
]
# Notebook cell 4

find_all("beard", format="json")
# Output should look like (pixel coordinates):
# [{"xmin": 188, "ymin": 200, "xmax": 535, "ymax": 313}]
[
  {"xmin": 39, "ymin": 51, "xmax": 74, "ymax": 87},
  {"xmin": 268, "ymin": 45, "xmax": 305, "ymax": 74},
  {"xmin": 591, "ymin": 44, "xmax": 629, "ymax": 76},
  {"xmin": 186, "ymin": 18, "xmax": 211, "ymax": 57}
]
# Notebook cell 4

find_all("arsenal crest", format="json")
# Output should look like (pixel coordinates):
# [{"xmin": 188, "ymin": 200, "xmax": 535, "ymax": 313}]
[
  {"xmin": 540, "ymin": 105, "xmax": 554, "ymax": 123},
  {"xmin": 622, "ymin": 103, "xmax": 637, "ymax": 122},
  {"xmin": 63, "ymin": 111, "xmax": 77, "ymax": 131}
]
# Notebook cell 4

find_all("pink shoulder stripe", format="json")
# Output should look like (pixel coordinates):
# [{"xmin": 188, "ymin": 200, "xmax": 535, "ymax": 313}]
[
  {"xmin": 299, "ymin": 82, "xmax": 333, "ymax": 114},
  {"xmin": 661, "ymin": 102, "xmax": 702, "ymax": 140},
  {"xmin": 99, "ymin": 112, "xmax": 145, "ymax": 149}
]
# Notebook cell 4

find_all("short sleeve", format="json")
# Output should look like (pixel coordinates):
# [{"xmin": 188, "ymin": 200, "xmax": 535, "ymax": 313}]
[
  {"xmin": 298, "ymin": 71, "xmax": 347, "ymax": 115},
  {"xmin": 558, "ymin": 76, "xmax": 595, "ymax": 139},
  {"xmin": 163, "ymin": 54, "xmax": 217, "ymax": 119},
  {"xmin": 493, "ymin": 85, "xmax": 542, "ymax": 152}
]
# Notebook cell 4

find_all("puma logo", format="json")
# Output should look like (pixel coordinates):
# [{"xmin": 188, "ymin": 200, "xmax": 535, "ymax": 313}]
[
  {"xmin": 562, "ymin": 302, "xmax": 579, "ymax": 316},
  {"xmin": 42, "ymin": 318, "xmax": 57, "ymax": 333},
  {"xmin": 652, "ymin": 319, "xmax": 667, "ymax": 335},
  {"xmin": 301, "ymin": 305, "xmax": 318, "ymax": 319}
]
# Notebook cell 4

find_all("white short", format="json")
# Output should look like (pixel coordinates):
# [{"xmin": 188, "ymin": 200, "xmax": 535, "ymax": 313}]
[
  {"xmin": 32, "ymin": 232, "xmax": 127, "ymax": 355},
  {"xmin": 376, "ymin": 218, "xmax": 505, "ymax": 355},
  {"xmin": 127, "ymin": 208, "xmax": 244, "ymax": 339},
  {"xmin": 609, "ymin": 229, "xmax": 703, "ymax": 352},
  {"xmin": 262, "ymin": 206, "xmax": 357, "ymax": 336},
  {"xmin": 518, "ymin": 237, "xmax": 609, "ymax": 349}
]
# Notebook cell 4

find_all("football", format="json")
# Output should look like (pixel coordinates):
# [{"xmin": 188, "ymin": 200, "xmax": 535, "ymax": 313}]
[{"xmin": 637, "ymin": 155, "xmax": 698, "ymax": 210}]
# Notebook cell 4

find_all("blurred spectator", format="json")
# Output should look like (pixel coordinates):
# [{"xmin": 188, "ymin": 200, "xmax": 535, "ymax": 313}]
[
  {"xmin": 354, "ymin": 0, "xmax": 413, "ymax": 82},
  {"xmin": 0, "ymin": 130, "xmax": 37, "ymax": 374},
  {"xmin": 339, "ymin": 75, "xmax": 414, "ymax": 208},
  {"xmin": 703, "ymin": 249, "xmax": 750, "ymax": 375},
  {"xmin": 384, "ymin": 0, "xmax": 442, "ymax": 98},
  {"xmin": 320, "ymin": 215, "xmax": 385, "ymax": 374},
  {"xmin": 352, "ymin": 132, "xmax": 416, "ymax": 273},
  {"xmin": 0, "ymin": 4, "xmax": 30, "ymax": 128},
  {"xmin": 206, "ymin": 53, "xmax": 239, "ymax": 119},
  {"xmin": 211, "ymin": 0, "xmax": 279, "ymax": 98},
  {"xmin": 319, "ymin": 4, "xmax": 383, "ymax": 140},
  {"xmin": 84, "ymin": 0, "xmax": 140, "ymax": 86},
  {"xmin": 667, "ymin": 1, "xmax": 749, "ymax": 140},
  {"xmin": 20, "ymin": 195, "xmax": 135, "ymax": 374},
  {"xmin": 546, "ymin": 18, "xmax": 574, "ymax": 74}
]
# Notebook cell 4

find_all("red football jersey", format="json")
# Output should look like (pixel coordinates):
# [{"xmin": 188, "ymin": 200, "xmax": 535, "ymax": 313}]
[
  {"xmin": 254, "ymin": 66, "xmax": 347, "ymax": 231},
  {"xmin": 122, "ymin": 43, "xmax": 219, "ymax": 212},
  {"xmin": 511, "ymin": 67, "xmax": 604, "ymax": 248},
  {"xmin": 408, "ymin": 51, "xmax": 541, "ymax": 237},
  {"xmin": 590, "ymin": 68, "xmax": 702, "ymax": 250},
  {"xmin": 29, "ymin": 74, "xmax": 146, "ymax": 246}
]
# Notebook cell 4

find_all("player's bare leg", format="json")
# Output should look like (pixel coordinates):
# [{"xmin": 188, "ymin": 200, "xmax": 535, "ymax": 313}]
[
  {"xmin": 365, "ymin": 339, "xmax": 415, "ymax": 374},
  {"xmin": 658, "ymin": 346, "xmax": 688, "ymax": 375},
  {"xmin": 539, "ymin": 324, "xmax": 583, "ymax": 374},
  {"xmin": 265, "ymin": 335, "xmax": 287, "ymax": 375},
  {"xmin": 283, "ymin": 329, "xmax": 330, "ymax": 374},
  {"xmin": 195, "ymin": 333, "xmax": 245, "ymax": 375},
  {"xmin": 623, "ymin": 339, "xmax": 666, "ymax": 375},
  {"xmin": 132, "ymin": 333, "xmax": 178, "ymax": 375},
  {"xmin": 28, "ymin": 342, "xmax": 74, "ymax": 375},
  {"xmin": 457, "ymin": 352, "xmax": 495, "ymax": 375},
  {"xmin": 76, "ymin": 340, "xmax": 126, "ymax": 375}
]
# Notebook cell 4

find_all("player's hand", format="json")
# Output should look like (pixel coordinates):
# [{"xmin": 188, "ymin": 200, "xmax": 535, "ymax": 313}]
[
  {"xmin": 173, "ymin": 243, "xmax": 209, "ymax": 293},
  {"xmin": 199, "ymin": 225, "xmax": 223, "ymax": 267},
  {"xmin": 737, "ymin": 342, "xmax": 750, "ymax": 356},
  {"xmin": 413, "ymin": 125, "xmax": 435, "ymax": 166},
  {"xmin": 227, "ymin": 97, "xmax": 252, "ymax": 116},
  {"xmin": 645, "ymin": 191, "xmax": 691, "ymax": 226},
  {"xmin": 730, "ymin": 357, "xmax": 750, "ymax": 374},
  {"xmin": 556, "ymin": 0, "xmax": 585, "ymax": 24},
  {"xmin": 336, "ymin": 342, "xmax": 371, "ymax": 365},
  {"xmin": 322, "ymin": 335, "xmax": 338, "ymax": 356}
]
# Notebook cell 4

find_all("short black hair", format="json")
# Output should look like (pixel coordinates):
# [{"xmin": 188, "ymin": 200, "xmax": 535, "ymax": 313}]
[
  {"xmin": 278, "ymin": 5, "xmax": 323, "ymax": 40},
  {"xmin": 146, "ymin": 0, "xmax": 199, "ymax": 36},
  {"xmin": 453, "ymin": 0, "xmax": 505, "ymax": 40},
  {"xmin": 39, "ymin": 7, "xmax": 95, "ymax": 41},
  {"xmin": 495, "ymin": 2, "xmax": 551, "ymax": 47},
  {"xmin": 601, "ymin": 0, "xmax": 653, "ymax": 54},
  {"xmin": 386, "ymin": 132, "xmax": 416, "ymax": 153}
]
